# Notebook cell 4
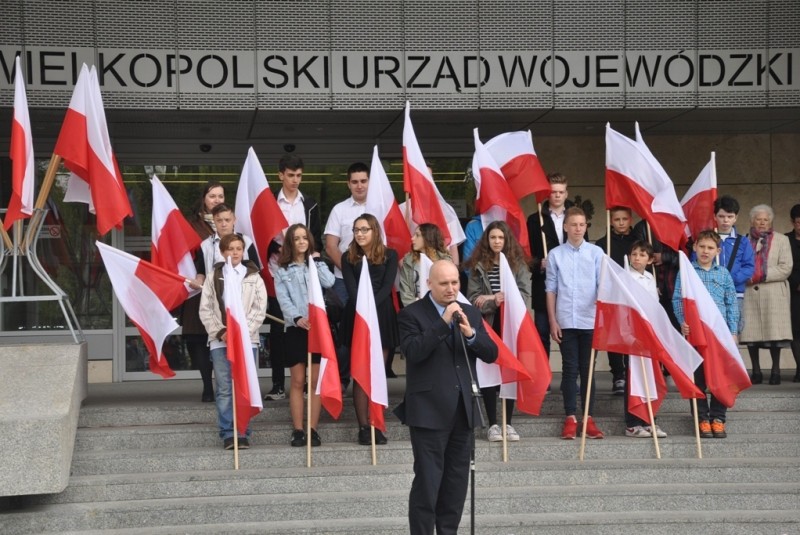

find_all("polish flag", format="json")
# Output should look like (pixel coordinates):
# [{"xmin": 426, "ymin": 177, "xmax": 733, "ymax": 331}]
[
  {"xmin": 367, "ymin": 145, "xmax": 411, "ymax": 260},
  {"xmin": 402, "ymin": 101, "xmax": 452, "ymax": 245},
  {"xmin": 593, "ymin": 255, "xmax": 705, "ymax": 399},
  {"xmin": 399, "ymin": 201, "xmax": 467, "ymax": 249},
  {"xmin": 417, "ymin": 253, "xmax": 434, "ymax": 299},
  {"xmin": 150, "ymin": 175, "xmax": 201, "ymax": 298},
  {"xmin": 234, "ymin": 147, "xmax": 289, "ymax": 295},
  {"xmin": 628, "ymin": 355, "xmax": 667, "ymax": 425},
  {"xmin": 605, "ymin": 123, "xmax": 688, "ymax": 252},
  {"xmin": 350, "ymin": 256, "xmax": 388, "ymax": 432},
  {"xmin": 5, "ymin": 56, "xmax": 35, "ymax": 230},
  {"xmin": 222, "ymin": 257, "xmax": 263, "ymax": 434},
  {"xmin": 681, "ymin": 153, "xmax": 718, "ymax": 241},
  {"xmin": 97, "ymin": 242, "xmax": 190, "ymax": 378},
  {"xmin": 677, "ymin": 252, "xmax": 751, "ymax": 407},
  {"xmin": 308, "ymin": 257, "xmax": 342, "ymax": 419},
  {"xmin": 485, "ymin": 130, "xmax": 550, "ymax": 203},
  {"xmin": 54, "ymin": 64, "xmax": 132, "ymax": 236},
  {"xmin": 472, "ymin": 129, "xmax": 531, "ymax": 256}
]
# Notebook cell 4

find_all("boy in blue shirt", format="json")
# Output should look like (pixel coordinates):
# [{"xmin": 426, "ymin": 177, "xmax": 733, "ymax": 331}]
[{"xmin": 673, "ymin": 230, "xmax": 739, "ymax": 439}]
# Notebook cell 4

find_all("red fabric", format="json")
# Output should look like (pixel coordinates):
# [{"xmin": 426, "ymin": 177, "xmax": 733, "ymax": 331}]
[
  {"xmin": 152, "ymin": 209, "xmax": 201, "ymax": 278},
  {"xmin": 483, "ymin": 319, "xmax": 532, "ymax": 385},
  {"xmin": 475, "ymin": 165, "xmax": 531, "ymax": 256},
  {"xmin": 248, "ymin": 188, "xmax": 287, "ymax": 275},
  {"xmin": 682, "ymin": 187, "xmax": 717, "ymax": 241},
  {"xmin": 308, "ymin": 303, "xmax": 342, "ymax": 419},
  {"xmin": 133, "ymin": 319, "xmax": 175, "ymax": 379},
  {"xmin": 511, "ymin": 311, "xmax": 551, "ymax": 416},
  {"xmin": 5, "ymin": 118, "xmax": 30, "ymax": 229},
  {"xmin": 402, "ymin": 148, "xmax": 452, "ymax": 246},
  {"xmin": 133, "ymin": 257, "xmax": 190, "ymax": 311},
  {"xmin": 627, "ymin": 360, "xmax": 667, "ymax": 425},
  {"xmin": 225, "ymin": 306, "xmax": 260, "ymax": 434},
  {"xmin": 383, "ymin": 201, "xmax": 412, "ymax": 260},
  {"xmin": 350, "ymin": 313, "xmax": 386, "ymax": 432},
  {"xmin": 501, "ymin": 153, "xmax": 550, "ymax": 203}
]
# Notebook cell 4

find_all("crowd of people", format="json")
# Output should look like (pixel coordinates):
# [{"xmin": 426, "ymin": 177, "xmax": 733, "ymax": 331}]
[{"xmin": 178, "ymin": 154, "xmax": 799, "ymax": 454}]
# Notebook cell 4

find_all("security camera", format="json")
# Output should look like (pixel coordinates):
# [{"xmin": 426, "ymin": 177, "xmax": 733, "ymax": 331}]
[
  {"xmin": 283, "ymin": 143, "xmax": 296, "ymax": 153},
  {"xmin": 199, "ymin": 144, "xmax": 212, "ymax": 153}
]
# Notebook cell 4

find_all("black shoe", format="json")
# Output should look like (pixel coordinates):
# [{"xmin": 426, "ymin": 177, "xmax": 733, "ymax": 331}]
[
  {"xmin": 793, "ymin": 371, "xmax": 800, "ymax": 383},
  {"xmin": 310, "ymin": 429, "xmax": 322, "ymax": 447},
  {"xmin": 612, "ymin": 379, "xmax": 625, "ymax": 395},
  {"xmin": 238, "ymin": 437, "xmax": 250, "ymax": 449},
  {"xmin": 769, "ymin": 371, "xmax": 781, "ymax": 385},
  {"xmin": 358, "ymin": 425, "xmax": 371, "ymax": 445},
  {"xmin": 386, "ymin": 369, "xmax": 398, "ymax": 379},
  {"xmin": 750, "ymin": 371, "xmax": 763, "ymax": 384},
  {"xmin": 291, "ymin": 429, "xmax": 306, "ymax": 447},
  {"xmin": 223, "ymin": 437, "xmax": 235, "ymax": 450},
  {"xmin": 375, "ymin": 429, "xmax": 388, "ymax": 445},
  {"xmin": 264, "ymin": 386, "xmax": 285, "ymax": 400},
  {"xmin": 201, "ymin": 392, "xmax": 215, "ymax": 402}
]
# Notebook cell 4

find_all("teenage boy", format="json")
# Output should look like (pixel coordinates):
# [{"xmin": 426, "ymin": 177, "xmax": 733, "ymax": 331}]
[
  {"xmin": 596, "ymin": 206, "xmax": 639, "ymax": 394},
  {"xmin": 711, "ymin": 195, "xmax": 755, "ymax": 334},
  {"xmin": 195, "ymin": 204, "xmax": 260, "ymax": 278},
  {"xmin": 546, "ymin": 207, "xmax": 605, "ymax": 440},
  {"xmin": 264, "ymin": 154, "xmax": 323, "ymax": 401},
  {"xmin": 673, "ymin": 230, "xmax": 739, "ymax": 439}
]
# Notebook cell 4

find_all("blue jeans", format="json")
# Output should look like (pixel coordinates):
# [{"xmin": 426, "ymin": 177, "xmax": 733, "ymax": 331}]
[
  {"xmin": 211, "ymin": 346, "xmax": 258, "ymax": 440},
  {"xmin": 737, "ymin": 296, "xmax": 745, "ymax": 335},
  {"xmin": 559, "ymin": 329, "xmax": 596, "ymax": 417}
]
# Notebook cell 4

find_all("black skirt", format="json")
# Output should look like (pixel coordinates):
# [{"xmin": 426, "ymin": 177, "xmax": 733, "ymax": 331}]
[{"xmin": 284, "ymin": 326, "xmax": 322, "ymax": 367}]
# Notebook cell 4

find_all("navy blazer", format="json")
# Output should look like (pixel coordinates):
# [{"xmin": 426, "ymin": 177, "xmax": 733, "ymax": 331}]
[{"xmin": 395, "ymin": 294, "xmax": 497, "ymax": 430}]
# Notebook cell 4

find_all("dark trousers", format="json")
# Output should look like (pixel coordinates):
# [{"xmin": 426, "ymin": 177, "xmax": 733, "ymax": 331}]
[
  {"xmin": 184, "ymin": 334, "xmax": 212, "ymax": 395},
  {"xmin": 408, "ymin": 397, "xmax": 471, "ymax": 535},
  {"xmin": 693, "ymin": 364, "xmax": 727, "ymax": 423},
  {"xmin": 559, "ymin": 328, "xmax": 596, "ymax": 417},
  {"xmin": 608, "ymin": 351, "xmax": 626, "ymax": 381},
  {"xmin": 533, "ymin": 309, "xmax": 551, "ymax": 357},
  {"xmin": 267, "ymin": 297, "xmax": 285, "ymax": 389}
]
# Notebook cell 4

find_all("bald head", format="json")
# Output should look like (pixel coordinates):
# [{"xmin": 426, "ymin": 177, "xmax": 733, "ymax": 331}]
[{"xmin": 428, "ymin": 260, "xmax": 460, "ymax": 306}]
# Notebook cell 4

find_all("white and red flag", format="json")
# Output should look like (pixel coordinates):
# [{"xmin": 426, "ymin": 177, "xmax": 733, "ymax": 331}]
[
  {"xmin": 97, "ymin": 242, "xmax": 189, "ymax": 378},
  {"xmin": 54, "ymin": 64, "xmax": 132, "ymax": 236},
  {"xmin": 234, "ymin": 147, "xmax": 289, "ymax": 295},
  {"xmin": 472, "ymin": 129, "xmax": 531, "ymax": 256},
  {"xmin": 402, "ymin": 101, "xmax": 453, "ymax": 245},
  {"xmin": 350, "ymin": 256, "xmax": 388, "ymax": 432},
  {"xmin": 367, "ymin": 145, "xmax": 411, "ymax": 260},
  {"xmin": 677, "ymin": 252, "xmax": 751, "ymax": 407},
  {"xmin": 484, "ymin": 130, "xmax": 550, "ymax": 203},
  {"xmin": 5, "ymin": 56, "xmax": 35, "ymax": 230},
  {"xmin": 681, "ymin": 153, "xmax": 718, "ymax": 241},
  {"xmin": 222, "ymin": 257, "xmax": 263, "ymax": 435},
  {"xmin": 150, "ymin": 175, "xmax": 201, "ymax": 297},
  {"xmin": 308, "ymin": 257, "xmax": 342, "ymax": 419},
  {"xmin": 605, "ymin": 123, "xmax": 688, "ymax": 252},
  {"xmin": 628, "ymin": 354, "xmax": 667, "ymax": 425},
  {"xmin": 593, "ymin": 255, "xmax": 705, "ymax": 399}
]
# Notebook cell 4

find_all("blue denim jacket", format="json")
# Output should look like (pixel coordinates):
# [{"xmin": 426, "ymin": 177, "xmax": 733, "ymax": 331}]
[{"xmin": 274, "ymin": 259, "xmax": 335, "ymax": 327}]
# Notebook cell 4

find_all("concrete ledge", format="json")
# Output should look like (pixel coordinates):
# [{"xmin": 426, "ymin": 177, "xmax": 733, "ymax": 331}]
[{"xmin": 0, "ymin": 343, "xmax": 87, "ymax": 496}]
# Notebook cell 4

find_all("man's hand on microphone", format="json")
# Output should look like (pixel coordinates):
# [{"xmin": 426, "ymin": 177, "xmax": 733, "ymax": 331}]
[{"xmin": 442, "ymin": 302, "xmax": 474, "ymax": 338}]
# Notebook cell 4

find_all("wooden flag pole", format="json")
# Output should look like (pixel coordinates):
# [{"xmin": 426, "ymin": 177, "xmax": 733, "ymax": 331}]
[
  {"xmin": 578, "ymin": 348, "xmax": 597, "ymax": 462},
  {"xmin": 265, "ymin": 313, "xmax": 285, "ymax": 325},
  {"xmin": 638, "ymin": 357, "xmax": 661, "ymax": 459},
  {"xmin": 370, "ymin": 425, "xmax": 377, "ymax": 466},
  {"xmin": 231, "ymin": 378, "xmax": 240, "ymax": 470},
  {"xmin": 0, "ymin": 220, "xmax": 12, "ymax": 250},
  {"xmin": 501, "ymin": 399, "xmax": 508, "ymax": 463},
  {"xmin": 691, "ymin": 383, "xmax": 703, "ymax": 460},
  {"xmin": 306, "ymin": 351, "xmax": 312, "ymax": 469},
  {"xmin": 538, "ymin": 204, "xmax": 548, "ymax": 259},
  {"xmin": 19, "ymin": 154, "xmax": 62, "ymax": 252}
]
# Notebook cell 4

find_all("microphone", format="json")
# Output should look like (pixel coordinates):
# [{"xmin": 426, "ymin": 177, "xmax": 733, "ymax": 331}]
[{"xmin": 452, "ymin": 310, "xmax": 463, "ymax": 325}]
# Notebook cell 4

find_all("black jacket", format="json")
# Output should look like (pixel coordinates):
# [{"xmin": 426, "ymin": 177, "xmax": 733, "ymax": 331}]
[{"xmin": 268, "ymin": 190, "xmax": 322, "ymax": 256}]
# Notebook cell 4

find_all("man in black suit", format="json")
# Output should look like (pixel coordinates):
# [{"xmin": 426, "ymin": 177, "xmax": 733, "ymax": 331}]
[{"xmin": 396, "ymin": 260, "xmax": 498, "ymax": 535}]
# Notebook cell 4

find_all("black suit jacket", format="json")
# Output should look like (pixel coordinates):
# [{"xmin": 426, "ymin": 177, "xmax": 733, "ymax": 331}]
[{"xmin": 395, "ymin": 294, "xmax": 498, "ymax": 430}]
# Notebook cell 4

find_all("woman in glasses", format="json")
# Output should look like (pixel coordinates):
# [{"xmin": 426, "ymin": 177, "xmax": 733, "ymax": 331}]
[{"xmin": 341, "ymin": 213, "xmax": 399, "ymax": 446}]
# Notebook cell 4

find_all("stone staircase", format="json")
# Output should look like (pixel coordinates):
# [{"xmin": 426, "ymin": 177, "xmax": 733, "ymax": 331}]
[{"xmin": 2, "ymin": 378, "xmax": 800, "ymax": 534}]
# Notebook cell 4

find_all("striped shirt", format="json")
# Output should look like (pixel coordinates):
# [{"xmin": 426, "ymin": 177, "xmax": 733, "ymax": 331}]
[
  {"xmin": 672, "ymin": 261, "xmax": 739, "ymax": 334},
  {"xmin": 487, "ymin": 264, "xmax": 501, "ymax": 294}
]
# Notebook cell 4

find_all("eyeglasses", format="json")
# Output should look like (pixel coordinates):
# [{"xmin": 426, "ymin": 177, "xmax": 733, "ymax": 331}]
[{"xmin": 352, "ymin": 227, "xmax": 372, "ymax": 235}]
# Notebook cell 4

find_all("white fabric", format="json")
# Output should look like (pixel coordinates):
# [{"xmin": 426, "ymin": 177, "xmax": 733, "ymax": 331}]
[
  {"xmin": 627, "ymin": 267, "xmax": 659, "ymax": 401},
  {"xmin": 277, "ymin": 188, "xmax": 307, "ymax": 227},
  {"xmin": 151, "ymin": 175, "xmax": 198, "ymax": 296},
  {"xmin": 355, "ymin": 256, "xmax": 388, "ymax": 407},
  {"xmin": 12, "ymin": 56, "xmax": 34, "ymax": 216}
]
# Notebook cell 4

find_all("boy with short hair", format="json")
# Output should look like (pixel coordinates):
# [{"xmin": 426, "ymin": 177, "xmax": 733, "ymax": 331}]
[
  {"xmin": 596, "ymin": 206, "xmax": 639, "ymax": 394},
  {"xmin": 673, "ymin": 230, "xmax": 739, "ymax": 439},
  {"xmin": 546, "ymin": 207, "xmax": 605, "ymax": 440}
]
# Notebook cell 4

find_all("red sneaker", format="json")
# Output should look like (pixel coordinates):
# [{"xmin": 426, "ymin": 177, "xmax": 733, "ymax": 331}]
[
  {"xmin": 584, "ymin": 416, "xmax": 604, "ymax": 439},
  {"xmin": 561, "ymin": 416, "xmax": 578, "ymax": 440}
]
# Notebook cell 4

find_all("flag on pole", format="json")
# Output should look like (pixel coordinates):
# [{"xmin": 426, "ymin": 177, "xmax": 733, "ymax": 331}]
[
  {"xmin": 5, "ymin": 56, "xmax": 35, "ymax": 230},
  {"xmin": 417, "ymin": 254, "xmax": 434, "ymax": 299},
  {"xmin": 97, "ymin": 242, "xmax": 189, "ymax": 378},
  {"xmin": 367, "ymin": 145, "xmax": 411, "ymax": 260},
  {"xmin": 54, "ymin": 64, "xmax": 132, "ymax": 236},
  {"xmin": 350, "ymin": 256, "xmax": 388, "ymax": 432},
  {"xmin": 485, "ymin": 130, "xmax": 550, "ymax": 203},
  {"xmin": 399, "ymin": 200, "xmax": 467, "ymax": 249},
  {"xmin": 308, "ymin": 257, "xmax": 343, "ymax": 419},
  {"xmin": 496, "ymin": 253, "xmax": 551, "ymax": 414},
  {"xmin": 234, "ymin": 147, "xmax": 289, "ymax": 294},
  {"xmin": 605, "ymin": 123, "xmax": 688, "ymax": 252},
  {"xmin": 222, "ymin": 257, "xmax": 263, "ymax": 434},
  {"xmin": 150, "ymin": 175, "xmax": 201, "ymax": 298},
  {"xmin": 681, "ymin": 153, "xmax": 718, "ymax": 241},
  {"xmin": 472, "ymin": 128, "xmax": 531, "ymax": 256},
  {"xmin": 402, "ymin": 101, "xmax": 453, "ymax": 245},
  {"xmin": 628, "ymin": 355, "xmax": 667, "ymax": 425},
  {"xmin": 677, "ymin": 252, "xmax": 751, "ymax": 407},
  {"xmin": 593, "ymin": 255, "xmax": 705, "ymax": 399}
]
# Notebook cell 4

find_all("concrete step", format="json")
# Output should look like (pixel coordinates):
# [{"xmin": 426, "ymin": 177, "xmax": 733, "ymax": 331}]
[
  {"xmin": 4, "ymin": 483, "xmax": 798, "ymax": 533},
  {"xmin": 72, "ymin": 410, "xmax": 800, "ymax": 452},
  {"xmin": 26, "ymin": 457, "xmax": 800, "ymax": 505},
  {"xmin": 68, "ymin": 433, "xmax": 800, "ymax": 476}
]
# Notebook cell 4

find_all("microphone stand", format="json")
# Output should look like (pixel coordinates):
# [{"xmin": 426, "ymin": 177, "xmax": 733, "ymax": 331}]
[{"xmin": 454, "ymin": 313, "xmax": 487, "ymax": 535}]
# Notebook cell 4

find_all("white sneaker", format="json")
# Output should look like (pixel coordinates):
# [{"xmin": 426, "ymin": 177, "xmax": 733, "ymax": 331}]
[
  {"xmin": 487, "ymin": 424, "xmax": 502, "ymax": 442},
  {"xmin": 625, "ymin": 425, "xmax": 651, "ymax": 438},
  {"xmin": 505, "ymin": 424, "xmax": 520, "ymax": 441},
  {"xmin": 646, "ymin": 425, "xmax": 667, "ymax": 438}
]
